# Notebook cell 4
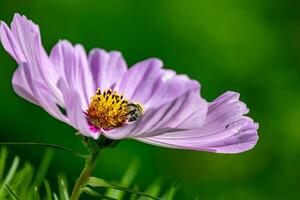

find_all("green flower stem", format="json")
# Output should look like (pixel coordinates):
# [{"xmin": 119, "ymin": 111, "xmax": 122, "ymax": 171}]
[{"xmin": 70, "ymin": 148, "xmax": 100, "ymax": 200}]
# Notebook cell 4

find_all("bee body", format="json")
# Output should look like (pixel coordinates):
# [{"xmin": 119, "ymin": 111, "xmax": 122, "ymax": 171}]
[{"xmin": 127, "ymin": 103, "xmax": 143, "ymax": 122}]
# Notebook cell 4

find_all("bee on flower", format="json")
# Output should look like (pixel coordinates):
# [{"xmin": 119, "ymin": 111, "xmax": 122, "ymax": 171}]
[{"xmin": 0, "ymin": 14, "xmax": 258, "ymax": 154}]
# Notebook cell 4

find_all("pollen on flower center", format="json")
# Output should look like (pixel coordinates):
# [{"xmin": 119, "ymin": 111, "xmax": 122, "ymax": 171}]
[{"xmin": 86, "ymin": 88, "xmax": 129, "ymax": 130}]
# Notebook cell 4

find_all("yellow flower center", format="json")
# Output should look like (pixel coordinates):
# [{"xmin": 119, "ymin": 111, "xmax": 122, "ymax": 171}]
[{"xmin": 87, "ymin": 89, "xmax": 129, "ymax": 130}]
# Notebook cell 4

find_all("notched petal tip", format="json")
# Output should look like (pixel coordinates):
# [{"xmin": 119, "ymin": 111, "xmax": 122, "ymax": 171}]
[
  {"xmin": 13, "ymin": 13, "xmax": 22, "ymax": 18},
  {"xmin": 145, "ymin": 57, "xmax": 164, "ymax": 68},
  {"xmin": 0, "ymin": 20, "xmax": 7, "ymax": 29},
  {"xmin": 213, "ymin": 119, "xmax": 259, "ymax": 154},
  {"xmin": 202, "ymin": 91, "xmax": 259, "ymax": 153},
  {"xmin": 0, "ymin": 21, "xmax": 12, "ymax": 50}
]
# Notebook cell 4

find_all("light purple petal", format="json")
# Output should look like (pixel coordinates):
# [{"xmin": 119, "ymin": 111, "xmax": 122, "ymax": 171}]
[
  {"xmin": 20, "ymin": 62, "xmax": 67, "ymax": 122},
  {"xmin": 0, "ymin": 21, "xmax": 26, "ymax": 62},
  {"xmin": 114, "ymin": 58, "xmax": 164, "ymax": 104},
  {"xmin": 104, "ymin": 59, "xmax": 203, "ymax": 139},
  {"xmin": 132, "ymin": 91, "xmax": 207, "ymax": 137},
  {"xmin": 49, "ymin": 40, "xmax": 94, "ymax": 108},
  {"xmin": 0, "ymin": 14, "xmax": 63, "ymax": 105},
  {"xmin": 103, "ymin": 90, "xmax": 207, "ymax": 139},
  {"xmin": 114, "ymin": 58, "xmax": 200, "ymax": 107},
  {"xmin": 57, "ymin": 79, "xmax": 100, "ymax": 139},
  {"xmin": 88, "ymin": 48, "xmax": 127, "ymax": 90},
  {"xmin": 1, "ymin": 14, "xmax": 112, "ymax": 139},
  {"xmin": 200, "ymin": 117, "xmax": 258, "ymax": 153},
  {"xmin": 144, "ymin": 74, "xmax": 200, "ymax": 108},
  {"xmin": 134, "ymin": 91, "xmax": 259, "ymax": 153},
  {"xmin": 137, "ymin": 118, "xmax": 258, "ymax": 153},
  {"xmin": 12, "ymin": 65, "xmax": 38, "ymax": 105}
]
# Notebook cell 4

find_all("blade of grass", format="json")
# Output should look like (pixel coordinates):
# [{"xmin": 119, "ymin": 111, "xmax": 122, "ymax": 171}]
[
  {"xmin": 33, "ymin": 186, "xmax": 41, "ymax": 200},
  {"xmin": 138, "ymin": 179, "xmax": 162, "ymax": 200},
  {"xmin": 106, "ymin": 160, "xmax": 139, "ymax": 199},
  {"xmin": 83, "ymin": 187, "xmax": 118, "ymax": 200},
  {"xmin": 167, "ymin": 181, "xmax": 180, "ymax": 200},
  {"xmin": 128, "ymin": 185, "xmax": 139, "ymax": 200},
  {"xmin": 53, "ymin": 193, "xmax": 59, "ymax": 200},
  {"xmin": 10, "ymin": 162, "xmax": 34, "ymax": 197},
  {"xmin": 58, "ymin": 174, "xmax": 69, "ymax": 200},
  {"xmin": 0, "ymin": 147, "xmax": 8, "ymax": 181},
  {"xmin": 0, "ymin": 156, "xmax": 20, "ymax": 194},
  {"xmin": 32, "ymin": 149, "xmax": 54, "ymax": 188},
  {"xmin": 0, "ymin": 142, "xmax": 86, "ymax": 158},
  {"xmin": 5, "ymin": 184, "xmax": 20, "ymax": 200},
  {"xmin": 44, "ymin": 180, "xmax": 53, "ymax": 200},
  {"xmin": 88, "ymin": 177, "xmax": 160, "ymax": 200}
]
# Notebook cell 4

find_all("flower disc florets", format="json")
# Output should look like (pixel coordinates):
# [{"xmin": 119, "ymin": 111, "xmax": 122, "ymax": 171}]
[{"xmin": 87, "ymin": 89, "xmax": 129, "ymax": 130}]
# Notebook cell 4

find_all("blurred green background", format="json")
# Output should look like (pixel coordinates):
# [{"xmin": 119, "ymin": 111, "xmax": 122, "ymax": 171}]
[{"xmin": 0, "ymin": 0, "xmax": 300, "ymax": 199}]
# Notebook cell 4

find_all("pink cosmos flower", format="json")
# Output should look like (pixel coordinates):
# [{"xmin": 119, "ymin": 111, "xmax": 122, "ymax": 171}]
[{"xmin": 0, "ymin": 14, "xmax": 258, "ymax": 153}]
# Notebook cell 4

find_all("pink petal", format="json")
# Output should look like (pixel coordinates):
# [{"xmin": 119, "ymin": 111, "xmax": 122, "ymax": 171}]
[
  {"xmin": 0, "ymin": 13, "xmax": 63, "ymax": 105},
  {"xmin": 88, "ymin": 48, "xmax": 127, "ymax": 90},
  {"xmin": 49, "ymin": 40, "xmax": 94, "ymax": 108},
  {"xmin": 58, "ymin": 79, "xmax": 100, "ymax": 139},
  {"xmin": 0, "ymin": 21, "xmax": 26, "ymax": 62},
  {"xmin": 103, "ymin": 90, "xmax": 207, "ymax": 139},
  {"xmin": 20, "ymin": 62, "xmax": 67, "ymax": 122},
  {"xmin": 114, "ymin": 58, "xmax": 164, "ymax": 103},
  {"xmin": 12, "ymin": 65, "xmax": 38, "ymax": 105},
  {"xmin": 134, "ymin": 92, "xmax": 259, "ymax": 154}
]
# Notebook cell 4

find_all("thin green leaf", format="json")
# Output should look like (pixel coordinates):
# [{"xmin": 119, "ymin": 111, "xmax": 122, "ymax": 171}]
[
  {"xmin": 168, "ymin": 181, "xmax": 180, "ymax": 200},
  {"xmin": 0, "ymin": 156, "xmax": 20, "ymax": 194},
  {"xmin": 44, "ymin": 180, "xmax": 53, "ymax": 200},
  {"xmin": 32, "ymin": 149, "xmax": 54, "ymax": 188},
  {"xmin": 83, "ymin": 187, "xmax": 118, "ymax": 200},
  {"xmin": 33, "ymin": 186, "xmax": 41, "ymax": 200},
  {"xmin": 0, "ymin": 142, "xmax": 86, "ymax": 158},
  {"xmin": 58, "ymin": 174, "xmax": 69, "ymax": 200},
  {"xmin": 128, "ymin": 185, "xmax": 139, "ymax": 200},
  {"xmin": 53, "ymin": 193, "xmax": 59, "ymax": 200},
  {"xmin": 0, "ymin": 147, "xmax": 8, "ymax": 181},
  {"xmin": 106, "ymin": 160, "xmax": 139, "ymax": 199},
  {"xmin": 138, "ymin": 179, "xmax": 162, "ymax": 200},
  {"xmin": 88, "ymin": 177, "xmax": 160, "ymax": 200},
  {"xmin": 10, "ymin": 162, "xmax": 34, "ymax": 197},
  {"xmin": 5, "ymin": 184, "xmax": 20, "ymax": 200}
]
